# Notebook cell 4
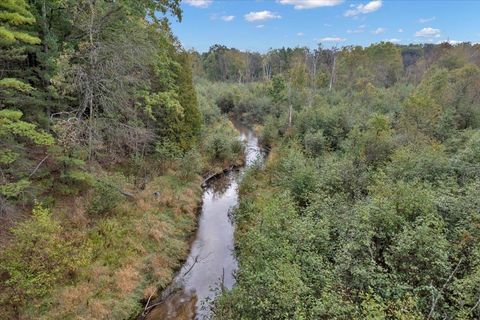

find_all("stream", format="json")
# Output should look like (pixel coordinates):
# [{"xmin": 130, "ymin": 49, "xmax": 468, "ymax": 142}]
[{"xmin": 145, "ymin": 121, "xmax": 263, "ymax": 320}]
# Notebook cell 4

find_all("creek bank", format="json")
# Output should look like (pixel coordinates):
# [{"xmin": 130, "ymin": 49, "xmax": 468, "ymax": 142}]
[{"xmin": 141, "ymin": 120, "xmax": 263, "ymax": 320}]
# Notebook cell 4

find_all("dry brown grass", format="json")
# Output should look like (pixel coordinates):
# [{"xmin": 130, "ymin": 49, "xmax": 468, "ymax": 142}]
[
  {"xmin": 15, "ymin": 165, "xmax": 206, "ymax": 319},
  {"xmin": 149, "ymin": 254, "xmax": 175, "ymax": 285},
  {"xmin": 143, "ymin": 284, "xmax": 158, "ymax": 300},
  {"xmin": 115, "ymin": 263, "xmax": 141, "ymax": 295},
  {"xmin": 88, "ymin": 299, "xmax": 111, "ymax": 319}
]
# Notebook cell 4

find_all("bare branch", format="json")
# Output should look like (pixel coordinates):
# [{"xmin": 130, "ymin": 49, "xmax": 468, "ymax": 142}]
[
  {"xmin": 427, "ymin": 257, "xmax": 463, "ymax": 320},
  {"xmin": 29, "ymin": 155, "xmax": 49, "ymax": 178}
]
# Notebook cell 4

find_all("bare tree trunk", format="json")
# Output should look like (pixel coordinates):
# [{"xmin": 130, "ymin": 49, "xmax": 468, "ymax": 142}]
[
  {"xmin": 41, "ymin": 1, "xmax": 52, "ymax": 123},
  {"xmin": 288, "ymin": 84, "xmax": 292, "ymax": 128},
  {"xmin": 288, "ymin": 104, "xmax": 292, "ymax": 128},
  {"xmin": 329, "ymin": 54, "xmax": 337, "ymax": 92},
  {"xmin": 87, "ymin": 0, "xmax": 96, "ymax": 161}
]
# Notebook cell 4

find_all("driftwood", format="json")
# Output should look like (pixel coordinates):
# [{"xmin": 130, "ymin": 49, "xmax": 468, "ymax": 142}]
[
  {"xmin": 142, "ymin": 287, "xmax": 178, "ymax": 316},
  {"xmin": 97, "ymin": 177, "xmax": 135, "ymax": 199},
  {"xmin": 201, "ymin": 165, "xmax": 238, "ymax": 188},
  {"xmin": 119, "ymin": 189, "xmax": 135, "ymax": 198}
]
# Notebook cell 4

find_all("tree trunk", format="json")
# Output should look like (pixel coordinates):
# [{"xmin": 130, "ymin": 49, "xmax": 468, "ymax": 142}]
[{"xmin": 329, "ymin": 54, "xmax": 337, "ymax": 92}]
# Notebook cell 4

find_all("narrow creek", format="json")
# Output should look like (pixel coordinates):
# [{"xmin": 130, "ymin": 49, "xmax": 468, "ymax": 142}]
[{"xmin": 145, "ymin": 120, "xmax": 263, "ymax": 320}]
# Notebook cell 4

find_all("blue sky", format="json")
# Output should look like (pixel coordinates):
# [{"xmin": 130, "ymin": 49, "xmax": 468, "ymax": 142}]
[{"xmin": 170, "ymin": 0, "xmax": 480, "ymax": 52}]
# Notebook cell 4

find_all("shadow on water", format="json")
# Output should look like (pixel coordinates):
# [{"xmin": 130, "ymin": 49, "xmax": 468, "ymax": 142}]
[{"xmin": 143, "ymin": 120, "xmax": 264, "ymax": 320}]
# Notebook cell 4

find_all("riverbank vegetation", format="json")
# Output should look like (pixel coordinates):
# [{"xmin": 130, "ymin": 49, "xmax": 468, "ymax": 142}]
[
  {"xmin": 0, "ymin": 1, "xmax": 243, "ymax": 318},
  {"xmin": 2, "ymin": 1, "xmax": 480, "ymax": 319},
  {"xmin": 194, "ymin": 43, "xmax": 480, "ymax": 319}
]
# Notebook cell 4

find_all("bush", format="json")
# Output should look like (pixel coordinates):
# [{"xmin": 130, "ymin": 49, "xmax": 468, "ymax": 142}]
[
  {"xmin": 89, "ymin": 176, "xmax": 125, "ymax": 215},
  {"xmin": 179, "ymin": 149, "xmax": 203, "ymax": 180},
  {"xmin": 0, "ymin": 205, "xmax": 88, "ymax": 315},
  {"xmin": 203, "ymin": 119, "xmax": 244, "ymax": 163},
  {"xmin": 216, "ymin": 93, "xmax": 235, "ymax": 113},
  {"xmin": 304, "ymin": 129, "xmax": 327, "ymax": 156}
]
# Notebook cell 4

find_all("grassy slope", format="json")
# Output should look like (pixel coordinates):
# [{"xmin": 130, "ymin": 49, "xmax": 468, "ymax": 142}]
[
  {"xmin": 24, "ymin": 172, "xmax": 203, "ymax": 319},
  {"xmin": 3, "ymin": 141, "xmax": 244, "ymax": 319}
]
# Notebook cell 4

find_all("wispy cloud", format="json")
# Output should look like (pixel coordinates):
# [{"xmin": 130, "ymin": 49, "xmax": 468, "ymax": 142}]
[
  {"xmin": 318, "ymin": 37, "xmax": 347, "ymax": 42},
  {"xmin": 398, "ymin": 28, "xmax": 404, "ymax": 33},
  {"xmin": 415, "ymin": 27, "xmax": 441, "ymax": 37},
  {"xmin": 184, "ymin": 0, "xmax": 212, "ymax": 8},
  {"xmin": 278, "ymin": 0, "xmax": 343, "ymax": 9},
  {"xmin": 297, "ymin": 32, "xmax": 305, "ymax": 36},
  {"xmin": 385, "ymin": 38, "xmax": 401, "ymax": 43},
  {"xmin": 347, "ymin": 24, "xmax": 366, "ymax": 34},
  {"xmin": 245, "ymin": 11, "xmax": 281, "ymax": 22},
  {"xmin": 372, "ymin": 27, "xmax": 386, "ymax": 34},
  {"xmin": 256, "ymin": 24, "xmax": 265, "ymax": 29},
  {"xmin": 221, "ymin": 15, "xmax": 235, "ymax": 22},
  {"xmin": 419, "ymin": 16, "xmax": 436, "ymax": 23},
  {"xmin": 344, "ymin": 0, "xmax": 382, "ymax": 17}
]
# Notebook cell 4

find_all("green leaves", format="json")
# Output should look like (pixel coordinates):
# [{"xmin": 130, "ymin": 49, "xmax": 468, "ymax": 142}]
[
  {"xmin": 0, "ymin": 204, "xmax": 89, "ymax": 304},
  {"xmin": 0, "ymin": 77, "xmax": 34, "ymax": 92},
  {"xmin": 0, "ymin": 110, "xmax": 54, "ymax": 198},
  {"xmin": 0, "ymin": 109, "xmax": 54, "ymax": 145},
  {"xmin": 0, "ymin": 0, "xmax": 40, "ymax": 45}
]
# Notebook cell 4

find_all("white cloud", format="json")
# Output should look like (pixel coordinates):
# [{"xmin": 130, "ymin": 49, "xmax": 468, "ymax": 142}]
[
  {"xmin": 437, "ymin": 39, "xmax": 462, "ymax": 45},
  {"xmin": 256, "ymin": 24, "xmax": 265, "ymax": 29},
  {"xmin": 297, "ymin": 32, "xmax": 305, "ymax": 36},
  {"xmin": 372, "ymin": 27, "xmax": 386, "ymax": 34},
  {"xmin": 221, "ymin": 15, "xmax": 235, "ymax": 22},
  {"xmin": 318, "ymin": 37, "xmax": 346, "ymax": 42},
  {"xmin": 398, "ymin": 28, "xmax": 404, "ymax": 33},
  {"xmin": 278, "ymin": 0, "xmax": 343, "ymax": 9},
  {"xmin": 415, "ymin": 27, "xmax": 441, "ymax": 37},
  {"xmin": 185, "ymin": 0, "xmax": 212, "ymax": 8},
  {"xmin": 344, "ymin": 0, "xmax": 382, "ymax": 17},
  {"xmin": 419, "ymin": 16, "xmax": 436, "ymax": 23},
  {"xmin": 324, "ymin": 23, "xmax": 333, "ymax": 27},
  {"xmin": 245, "ymin": 11, "xmax": 281, "ymax": 22},
  {"xmin": 385, "ymin": 38, "xmax": 401, "ymax": 43}
]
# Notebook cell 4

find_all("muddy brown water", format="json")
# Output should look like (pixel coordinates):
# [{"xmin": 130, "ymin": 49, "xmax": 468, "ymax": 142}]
[{"xmin": 145, "ymin": 121, "xmax": 263, "ymax": 320}]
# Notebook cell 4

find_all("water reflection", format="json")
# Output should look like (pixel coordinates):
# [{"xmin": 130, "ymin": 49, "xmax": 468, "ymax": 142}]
[
  {"xmin": 145, "ymin": 121, "xmax": 262, "ymax": 320},
  {"xmin": 208, "ymin": 170, "xmax": 239, "ymax": 197}
]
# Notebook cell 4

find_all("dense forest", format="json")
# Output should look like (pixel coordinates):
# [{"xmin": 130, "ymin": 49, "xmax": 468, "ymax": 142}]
[
  {"xmin": 0, "ymin": 1, "xmax": 243, "ymax": 318},
  {"xmin": 1, "ymin": 1, "xmax": 480, "ymax": 319},
  {"xmin": 194, "ymin": 43, "xmax": 480, "ymax": 319}
]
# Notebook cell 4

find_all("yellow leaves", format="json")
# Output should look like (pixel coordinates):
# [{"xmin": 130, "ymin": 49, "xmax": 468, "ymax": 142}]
[
  {"xmin": 143, "ymin": 91, "xmax": 184, "ymax": 121},
  {"xmin": 0, "ymin": 11, "xmax": 35, "ymax": 25},
  {"xmin": 0, "ymin": 77, "xmax": 34, "ymax": 92},
  {"xmin": 0, "ymin": 178, "xmax": 30, "ymax": 198},
  {"xmin": 0, "ymin": 0, "xmax": 40, "ymax": 45},
  {"xmin": 0, "ymin": 148, "xmax": 19, "ymax": 164},
  {"xmin": 10, "ymin": 29, "xmax": 40, "ymax": 44},
  {"xmin": 0, "ymin": 109, "xmax": 54, "ymax": 146},
  {"xmin": 0, "ymin": 26, "xmax": 15, "ymax": 43}
]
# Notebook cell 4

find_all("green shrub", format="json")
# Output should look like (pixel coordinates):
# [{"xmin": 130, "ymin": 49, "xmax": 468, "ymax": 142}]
[
  {"xmin": 203, "ymin": 119, "xmax": 244, "ymax": 163},
  {"xmin": 89, "ymin": 176, "xmax": 124, "ymax": 215},
  {"xmin": 0, "ymin": 205, "xmax": 89, "ymax": 313},
  {"xmin": 179, "ymin": 148, "xmax": 203, "ymax": 180}
]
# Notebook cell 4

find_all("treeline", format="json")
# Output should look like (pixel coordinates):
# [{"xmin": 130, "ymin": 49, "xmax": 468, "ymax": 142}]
[
  {"xmin": 191, "ymin": 41, "xmax": 480, "ymax": 87},
  {"xmin": 207, "ymin": 43, "xmax": 480, "ymax": 318},
  {"xmin": 0, "ymin": 1, "xmax": 246, "ymax": 319}
]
